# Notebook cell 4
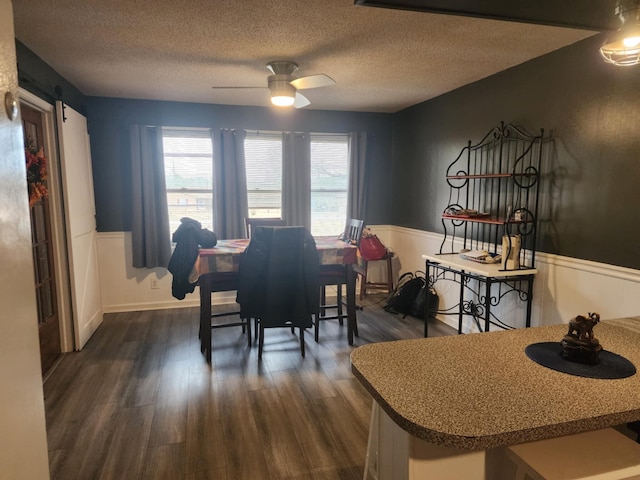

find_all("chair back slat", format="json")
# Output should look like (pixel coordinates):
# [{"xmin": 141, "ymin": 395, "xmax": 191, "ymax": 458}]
[
  {"xmin": 345, "ymin": 218, "xmax": 364, "ymax": 245},
  {"xmin": 244, "ymin": 217, "xmax": 287, "ymax": 238}
]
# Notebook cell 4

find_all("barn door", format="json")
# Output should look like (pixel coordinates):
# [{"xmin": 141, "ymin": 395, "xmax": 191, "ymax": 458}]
[{"xmin": 56, "ymin": 101, "xmax": 102, "ymax": 349}]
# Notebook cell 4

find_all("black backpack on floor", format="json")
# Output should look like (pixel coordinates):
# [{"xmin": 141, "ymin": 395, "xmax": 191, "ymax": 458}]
[
  {"xmin": 384, "ymin": 271, "xmax": 439, "ymax": 319},
  {"xmin": 410, "ymin": 281, "xmax": 439, "ymax": 320},
  {"xmin": 384, "ymin": 272, "xmax": 426, "ymax": 317}
]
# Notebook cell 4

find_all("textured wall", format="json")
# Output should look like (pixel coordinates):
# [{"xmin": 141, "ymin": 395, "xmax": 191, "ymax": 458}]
[
  {"xmin": 391, "ymin": 34, "xmax": 640, "ymax": 270},
  {"xmin": 0, "ymin": 2, "xmax": 50, "ymax": 478}
]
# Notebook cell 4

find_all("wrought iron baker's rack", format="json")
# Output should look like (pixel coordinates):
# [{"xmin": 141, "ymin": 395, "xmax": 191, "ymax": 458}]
[{"xmin": 425, "ymin": 122, "xmax": 544, "ymax": 334}]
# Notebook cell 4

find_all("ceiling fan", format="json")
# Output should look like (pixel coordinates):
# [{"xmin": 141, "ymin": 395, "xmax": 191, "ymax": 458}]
[{"xmin": 211, "ymin": 61, "xmax": 335, "ymax": 108}]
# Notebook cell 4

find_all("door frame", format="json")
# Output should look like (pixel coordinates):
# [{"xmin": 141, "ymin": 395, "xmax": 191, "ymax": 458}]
[{"xmin": 19, "ymin": 88, "xmax": 74, "ymax": 352}]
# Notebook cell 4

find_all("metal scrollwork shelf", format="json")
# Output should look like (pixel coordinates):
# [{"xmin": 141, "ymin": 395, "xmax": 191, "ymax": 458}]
[{"xmin": 423, "ymin": 121, "xmax": 544, "ymax": 336}]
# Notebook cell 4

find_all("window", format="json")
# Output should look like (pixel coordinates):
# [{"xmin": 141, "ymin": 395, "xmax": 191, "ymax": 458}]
[
  {"xmin": 162, "ymin": 128, "xmax": 213, "ymax": 233},
  {"xmin": 243, "ymin": 131, "xmax": 350, "ymax": 235},
  {"xmin": 244, "ymin": 131, "xmax": 283, "ymax": 218},
  {"xmin": 310, "ymin": 134, "xmax": 350, "ymax": 236}
]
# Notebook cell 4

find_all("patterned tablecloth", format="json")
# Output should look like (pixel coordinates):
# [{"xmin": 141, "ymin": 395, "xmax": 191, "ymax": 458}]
[{"xmin": 190, "ymin": 236, "xmax": 357, "ymax": 281}]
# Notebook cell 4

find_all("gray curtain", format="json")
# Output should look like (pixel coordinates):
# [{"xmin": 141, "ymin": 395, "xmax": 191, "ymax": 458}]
[
  {"xmin": 130, "ymin": 125, "xmax": 172, "ymax": 268},
  {"xmin": 213, "ymin": 129, "xmax": 248, "ymax": 239},
  {"xmin": 347, "ymin": 131, "xmax": 369, "ymax": 222},
  {"xmin": 282, "ymin": 131, "xmax": 311, "ymax": 229}
]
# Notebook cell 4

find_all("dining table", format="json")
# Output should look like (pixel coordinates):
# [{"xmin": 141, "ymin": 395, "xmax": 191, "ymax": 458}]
[{"xmin": 190, "ymin": 236, "xmax": 359, "ymax": 363}]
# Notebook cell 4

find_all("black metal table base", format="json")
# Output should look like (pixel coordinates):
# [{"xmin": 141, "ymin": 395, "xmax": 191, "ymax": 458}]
[{"xmin": 424, "ymin": 260, "xmax": 534, "ymax": 337}]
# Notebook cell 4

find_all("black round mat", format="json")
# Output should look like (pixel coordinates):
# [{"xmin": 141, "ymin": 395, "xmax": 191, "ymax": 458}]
[{"xmin": 525, "ymin": 342, "xmax": 636, "ymax": 379}]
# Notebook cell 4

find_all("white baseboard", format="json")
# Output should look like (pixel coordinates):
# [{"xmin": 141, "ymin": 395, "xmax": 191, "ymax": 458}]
[{"xmin": 101, "ymin": 292, "xmax": 237, "ymax": 314}]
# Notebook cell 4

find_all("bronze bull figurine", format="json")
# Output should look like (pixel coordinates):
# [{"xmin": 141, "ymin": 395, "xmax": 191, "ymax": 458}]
[{"xmin": 567, "ymin": 312, "xmax": 600, "ymax": 341}]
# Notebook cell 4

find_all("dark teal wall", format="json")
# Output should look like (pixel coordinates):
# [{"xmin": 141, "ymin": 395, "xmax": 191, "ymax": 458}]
[
  {"xmin": 392, "ymin": 33, "xmax": 640, "ymax": 269},
  {"xmin": 85, "ymin": 97, "xmax": 392, "ymax": 231},
  {"xmin": 17, "ymin": 34, "xmax": 640, "ymax": 269},
  {"xmin": 16, "ymin": 40, "xmax": 87, "ymax": 114},
  {"xmin": 15, "ymin": 42, "xmax": 392, "ymax": 233}
]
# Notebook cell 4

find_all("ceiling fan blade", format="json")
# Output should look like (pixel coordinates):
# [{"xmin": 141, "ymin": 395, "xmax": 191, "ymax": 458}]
[
  {"xmin": 294, "ymin": 92, "xmax": 310, "ymax": 109},
  {"xmin": 290, "ymin": 74, "xmax": 335, "ymax": 90}
]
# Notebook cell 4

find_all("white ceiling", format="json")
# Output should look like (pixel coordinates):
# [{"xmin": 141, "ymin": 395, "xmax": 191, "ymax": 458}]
[{"xmin": 13, "ymin": 0, "xmax": 595, "ymax": 113}]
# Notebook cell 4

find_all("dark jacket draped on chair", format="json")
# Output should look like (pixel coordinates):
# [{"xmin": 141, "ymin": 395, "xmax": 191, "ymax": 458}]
[
  {"xmin": 236, "ymin": 226, "xmax": 319, "ymax": 328},
  {"xmin": 167, "ymin": 217, "xmax": 217, "ymax": 300}
]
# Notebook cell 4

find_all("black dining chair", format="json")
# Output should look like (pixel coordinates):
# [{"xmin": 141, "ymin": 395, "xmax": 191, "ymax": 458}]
[
  {"xmin": 236, "ymin": 226, "xmax": 319, "ymax": 359},
  {"xmin": 244, "ymin": 217, "xmax": 287, "ymax": 239},
  {"xmin": 244, "ymin": 217, "xmax": 288, "ymax": 340},
  {"xmin": 315, "ymin": 218, "xmax": 363, "ymax": 342}
]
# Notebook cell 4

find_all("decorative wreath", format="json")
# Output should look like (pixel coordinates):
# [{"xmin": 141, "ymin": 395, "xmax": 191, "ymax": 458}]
[{"xmin": 25, "ymin": 141, "xmax": 49, "ymax": 207}]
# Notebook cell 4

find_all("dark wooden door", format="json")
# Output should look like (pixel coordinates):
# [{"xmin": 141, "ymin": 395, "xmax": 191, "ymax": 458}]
[{"xmin": 22, "ymin": 103, "xmax": 61, "ymax": 374}]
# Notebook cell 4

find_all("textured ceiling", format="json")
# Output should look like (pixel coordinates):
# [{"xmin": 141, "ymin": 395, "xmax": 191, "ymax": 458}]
[{"xmin": 13, "ymin": 0, "xmax": 596, "ymax": 113}]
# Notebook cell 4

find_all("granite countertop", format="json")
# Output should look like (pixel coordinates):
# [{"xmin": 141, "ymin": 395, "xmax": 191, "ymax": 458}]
[{"xmin": 350, "ymin": 317, "xmax": 640, "ymax": 450}]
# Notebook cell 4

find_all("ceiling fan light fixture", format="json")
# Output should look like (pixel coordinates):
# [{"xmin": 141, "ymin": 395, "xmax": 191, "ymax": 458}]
[
  {"xmin": 268, "ymin": 75, "xmax": 296, "ymax": 107},
  {"xmin": 271, "ymin": 95, "xmax": 296, "ymax": 107},
  {"xmin": 601, "ymin": 0, "xmax": 640, "ymax": 66},
  {"xmin": 211, "ymin": 61, "xmax": 332, "ymax": 108}
]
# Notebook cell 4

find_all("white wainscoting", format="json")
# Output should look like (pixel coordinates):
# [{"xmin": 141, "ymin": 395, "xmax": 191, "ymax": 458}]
[
  {"xmin": 97, "ymin": 229, "xmax": 640, "ymax": 330},
  {"xmin": 97, "ymin": 232, "xmax": 234, "ymax": 313},
  {"xmin": 368, "ymin": 225, "xmax": 640, "ymax": 331}
]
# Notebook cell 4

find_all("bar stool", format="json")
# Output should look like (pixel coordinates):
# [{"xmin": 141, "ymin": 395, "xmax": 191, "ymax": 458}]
[
  {"xmin": 505, "ymin": 428, "xmax": 640, "ymax": 480},
  {"xmin": 353, "ymin": 251, "xmax": 394, "ymax": 300}
]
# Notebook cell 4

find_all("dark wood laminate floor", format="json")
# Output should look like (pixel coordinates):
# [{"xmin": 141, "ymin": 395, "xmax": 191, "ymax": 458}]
[{"xmin": 44, "ymin": 295, "xmax": 455, "ymax": 480}]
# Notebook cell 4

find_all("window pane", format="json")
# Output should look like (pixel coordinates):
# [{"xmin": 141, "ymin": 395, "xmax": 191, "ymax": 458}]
[
  {"xmin": 162, "ymin": 129, "xmax": 213, "ymax": 233},
  {"xmin": 245, "ymin": 133, "xmax": 282, "ymax": 218},
  {"xmin": 37, "ymin": 281, "xmax": 54, "ymax": 324},
  {"xmin": 310, "ymin": 135, "xmax": 349, "ymax": 236},
  {"xmin": 164, "ymin": 154, "xmax": 213, "ymax": 190},
  {"xmin": 166, "ymin": 191, "xmax": 213, "ymax": 233}
]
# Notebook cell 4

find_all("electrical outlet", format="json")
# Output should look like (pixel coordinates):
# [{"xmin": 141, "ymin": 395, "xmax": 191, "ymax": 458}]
[{"xmin": 150, "ymin": 277, "xmax": 159, "ymax": 289}]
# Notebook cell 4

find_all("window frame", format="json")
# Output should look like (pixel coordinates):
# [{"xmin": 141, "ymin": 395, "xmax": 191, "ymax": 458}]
[{"xmin": 162, "ymin": 127, "xmax": 214, "ymax": 233}]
